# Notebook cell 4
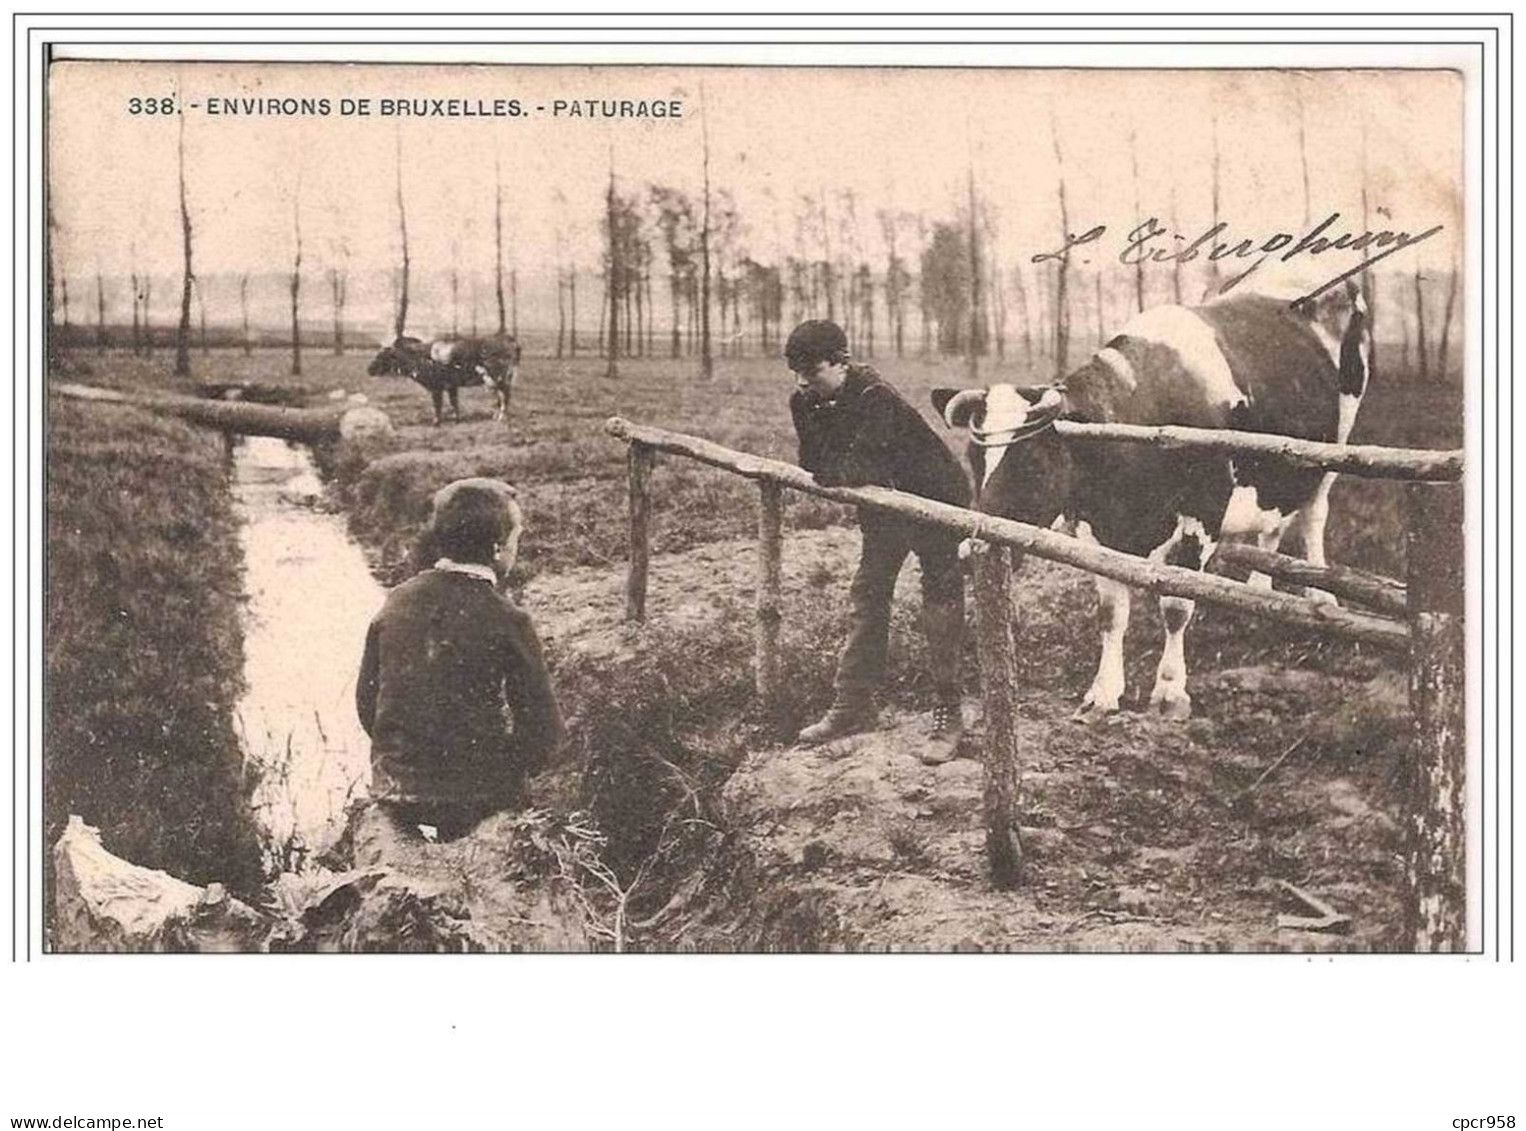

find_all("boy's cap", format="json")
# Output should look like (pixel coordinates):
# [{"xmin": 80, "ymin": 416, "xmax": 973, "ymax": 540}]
[{"xmin": 784, "ymin": 320, "xmax": 848, "ymax": 371}]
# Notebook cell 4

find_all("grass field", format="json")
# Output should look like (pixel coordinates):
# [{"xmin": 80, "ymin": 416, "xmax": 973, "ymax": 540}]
[{"xmin": 55, "ymin": 338, "xmax": 1462, "ymax": 588}]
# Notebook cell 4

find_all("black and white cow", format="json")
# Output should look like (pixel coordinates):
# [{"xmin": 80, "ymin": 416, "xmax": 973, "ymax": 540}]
[
  {"xmin": 931, "ymin": 281, "xmax": 1371, "ymax": 720},
  {"xmin": 367, "ymin": 334, "xmax": 522, "ymax": 426}
]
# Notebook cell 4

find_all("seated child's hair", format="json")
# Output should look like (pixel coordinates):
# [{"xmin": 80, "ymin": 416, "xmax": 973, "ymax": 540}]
[{"xmin": 420, "ymin": 478, "xmax": 521, "ymax": 568}]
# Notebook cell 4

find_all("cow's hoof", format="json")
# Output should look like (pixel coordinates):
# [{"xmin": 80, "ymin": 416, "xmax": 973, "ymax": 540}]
[
  {"xmin": 1148, "ymin": 688, "xmax": 1192, "ymax": 720},
  {"xmin": 1072, "ymin": 700, "xmax": 1119, "ymax": 724},
  {"xmin": 1301, "ymin": 585, "xmax": 1340, "ymax": 607}
]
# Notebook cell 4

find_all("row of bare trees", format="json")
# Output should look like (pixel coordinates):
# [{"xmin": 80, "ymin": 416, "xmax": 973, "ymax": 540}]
[{"xmin": 48, "ymin": 120, "xmax": 1462, "ymax": 384}]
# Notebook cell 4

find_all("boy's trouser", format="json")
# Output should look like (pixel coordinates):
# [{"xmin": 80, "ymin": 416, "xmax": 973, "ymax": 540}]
[{"xmin": 833, "ymin": 514, "xmax": 965, "ymax": 705}]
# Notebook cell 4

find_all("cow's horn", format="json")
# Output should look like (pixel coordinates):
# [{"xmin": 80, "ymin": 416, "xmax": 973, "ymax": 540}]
[
  {"xmin": 943, "ymin": 388, "xmax": 987, "ymax": 429},
  {"xmin": 1029, "ymin": 386, "xmax": 1066, "ymax": 428}
]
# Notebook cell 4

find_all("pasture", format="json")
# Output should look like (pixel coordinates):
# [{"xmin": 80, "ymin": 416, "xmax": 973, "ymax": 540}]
[{"xmin": 45, "ymin": 340, "xmax": 1463, "ymax": 949}]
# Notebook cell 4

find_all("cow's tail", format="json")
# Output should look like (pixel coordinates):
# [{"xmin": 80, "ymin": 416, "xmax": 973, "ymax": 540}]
[{"xmin": 1338, "ymin": 288, "xmax": 1371, "ymax": 398}]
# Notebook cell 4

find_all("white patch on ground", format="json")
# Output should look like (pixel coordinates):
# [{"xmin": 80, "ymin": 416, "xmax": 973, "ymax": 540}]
[
  {"xmin": 1118, "ymin": 305, "xmax": 1244, "ymax": 409},
  {"xmin": 233, "ymin": 436, "xmax": 381, "ymax": 864}
]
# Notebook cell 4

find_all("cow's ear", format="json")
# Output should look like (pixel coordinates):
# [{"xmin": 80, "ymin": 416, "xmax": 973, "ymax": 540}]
[
  {"xmin": 1014, "ymin": 385, "xmax": 1051, "ymax": 405},
  {"xmin": 930, "ymin": 388, "xmax": 960, "ymax": 419}
]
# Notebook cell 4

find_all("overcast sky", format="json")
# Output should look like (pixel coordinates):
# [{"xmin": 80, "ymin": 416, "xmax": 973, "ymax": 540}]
[{"xmin": 48, "ymin": 62, "xmax": 1462, "ymax": 331}]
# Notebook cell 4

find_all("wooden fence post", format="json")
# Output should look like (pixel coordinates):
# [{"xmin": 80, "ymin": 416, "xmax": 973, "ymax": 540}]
[
  {"xmin": 1403, "ymin": 480, "xmax": 1467, "ymax": 951},
  {"xmin": 756, "ymin": 480, "xmax": 783, "ymax": 704},
  {"xmin": 971, "ymin": 544, "xmax": 1023, "ymax": 890},
  {"xmin": 625, "ymin": 442, "xmax": 654, "ymax": 623}
]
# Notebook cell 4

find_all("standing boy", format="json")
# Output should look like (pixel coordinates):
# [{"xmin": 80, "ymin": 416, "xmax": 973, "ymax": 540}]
[
  {"xmin": 785, "ymin": 320, "xmax": 970, "ymax": 763},
  {"xmin": 354, "ymin": 478, "xmax": 564, "ymax": 863}
]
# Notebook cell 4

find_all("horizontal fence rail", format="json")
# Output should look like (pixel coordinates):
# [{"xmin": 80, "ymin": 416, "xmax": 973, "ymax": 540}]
[
  {"xmin": 605, "ymin": 417, "xmax": 1410, "ymax": 650},
  {"xmin": 1050, "ymin": 420, "xmax": 1464, "ymax": 482}
]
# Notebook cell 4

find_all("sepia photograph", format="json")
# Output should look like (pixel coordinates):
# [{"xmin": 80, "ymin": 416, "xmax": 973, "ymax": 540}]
[{"xmin": 41, "ymin": 57, "xmax": 1471, "ymax": 955}]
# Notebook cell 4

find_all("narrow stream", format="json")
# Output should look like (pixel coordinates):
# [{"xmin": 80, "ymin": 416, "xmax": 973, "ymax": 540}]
[{"xmin": 231, "ymin": 435, "xmax": 382, "ymax": 868}]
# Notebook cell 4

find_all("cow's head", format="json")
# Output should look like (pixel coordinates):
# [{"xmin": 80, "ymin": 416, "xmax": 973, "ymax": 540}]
[
  {"xmin": 931, "ymin": 383, "xmax": 1071, "ymax": 526},
  {"xmin": 1290, "ymin": 278, "xmax": 1371, "ymax": 399}
]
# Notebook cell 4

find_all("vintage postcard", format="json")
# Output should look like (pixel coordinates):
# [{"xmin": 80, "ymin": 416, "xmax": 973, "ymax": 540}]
[{"xmin": 39, "ymin": 57, "xmax": 1475, "ymax": 957}]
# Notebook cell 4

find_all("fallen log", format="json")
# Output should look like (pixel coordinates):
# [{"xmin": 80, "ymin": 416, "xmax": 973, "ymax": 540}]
[{"xmin": 51, "ymin": 382, "xmax": 371, "ymax": 443}]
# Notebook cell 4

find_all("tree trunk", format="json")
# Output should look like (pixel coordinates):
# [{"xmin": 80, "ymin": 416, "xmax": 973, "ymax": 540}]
[
  {"xmin": 1130, "ymin": 129, "xmax": 1146, "ymax": 313},
  {"xmin": 556, "ymin": 277, "xmax": 566, "ymax": 359},
  {"xmin": 1051, "ymin": 117, "xmax": 1071, "ymax": 380},
  {"xmin": 670, "ymin": 273, "xmax": 682, "ymax": 359},
  {"xmin": 290, "ymin": 187, "xmax": 303, "ymax": 377},
  {"xmin": 331, "ymin": 268, "xmax": 346, "ymax": 355},
  {"xmin": 239, "ymin": 273, "xmax": 251, "ymax": 356},
  {"xmin": 96, "ymin": 273, "xmax": 107, "ymax": 352},
  {"xmin": 131, "ymin": 272, "xmax": 141, "ymax": 356},
  {"xmin": 174, "ymin": 115, "xmax": 194, "ymax": 377},
  {"xmin": 494, "ymin": 155, "xmax": 507, "ymax": 336},
  {"xmin": 1437, "ymin": 264, "xmax": 1459, "ymax": 375},
  {"xmin": 605, "ymin": 160, "xmax": 620, "ymax": 380},
  {"xmin": 394, "ymin": 132, "xmax": 410, "ymax": 339},
  {"xmin": 700, "ymin": 121, "xmax": 714, "ymax": 381},
  {"xmin": 967, "ymin": 166, "xmax": 983, "ymax": 383},
  {"xmin": 1413, "ymin": 267, "xmax": 1429, "ymax": 381},
  {"xmin": 1209, "ymin": 113, "xmax": 1222, "ymax": 295},
  {"xmin": 445, "ymin": 271, "xmax": 458, "ymax": 341},
  {"xmin": 569, "ymin": 267, "xmax": 578, "ymax": 357}
]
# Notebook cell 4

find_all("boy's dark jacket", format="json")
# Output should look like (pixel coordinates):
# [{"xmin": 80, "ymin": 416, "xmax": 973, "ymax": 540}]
[
  {"xmin": 789, "ymin": 364, "xmax": 971, "ymax": 508},
  {"xmin": 356, "ymin": 569, "xmax": 565, "ymax": 807}
]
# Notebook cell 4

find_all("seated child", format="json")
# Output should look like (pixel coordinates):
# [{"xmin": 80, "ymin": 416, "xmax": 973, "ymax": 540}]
[{"xmin": 353, "ymin": 478, "xmax": 565, "ymax": 864}]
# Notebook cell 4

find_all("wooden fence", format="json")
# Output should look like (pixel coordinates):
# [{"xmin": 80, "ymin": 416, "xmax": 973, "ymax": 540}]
[{"xmin": 605, "ymin": 415, "xmax": 1467, "ymax": 950}]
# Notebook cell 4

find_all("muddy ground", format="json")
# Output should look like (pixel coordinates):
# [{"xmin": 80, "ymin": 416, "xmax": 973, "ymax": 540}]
[{"xmin": 521, "ymin": 526, "xmax": 1410, "ymax": 952}]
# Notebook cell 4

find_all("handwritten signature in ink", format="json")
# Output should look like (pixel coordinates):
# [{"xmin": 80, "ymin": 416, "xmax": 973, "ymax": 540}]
[{"xmin": 1032, "ymin": 213, "xmax": 1444, "ymax": 306}]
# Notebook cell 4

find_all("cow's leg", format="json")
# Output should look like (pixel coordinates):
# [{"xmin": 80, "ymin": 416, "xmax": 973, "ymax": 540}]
[
  {"xmin": 1147, "ymin": 515, "xmax": 1217, "ymax": 720},
  {"xmin": 1150, "ymin": 597, "xmax": 1196, "ymax": 720},
  {"xmin": 1076, "ymin": 521, "xmax": 1130, "ymax": 719},
  {"xmin": 429, "ymin": 386, "xmax": 444, "ymax": 427},
  {"xmin": 1289, "ymin": 471, "xmax": 1340, "ymax": 605},
  {"xmin": 1222, "ymin": 481, "xmax": 1288, "ymax": 593},
  {"xmin": 448, "ymin": 384, "xmax": 461, "ymax": 423}
]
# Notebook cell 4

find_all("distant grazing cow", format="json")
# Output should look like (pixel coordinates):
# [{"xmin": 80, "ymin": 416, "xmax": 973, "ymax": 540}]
[
  {"xmin": 932, "ymin": 280, "xmax": 1370, "ymax": 721},
  {"xmin": 367, "ymin": 334, "xmax": 521, "ymax": 426}
]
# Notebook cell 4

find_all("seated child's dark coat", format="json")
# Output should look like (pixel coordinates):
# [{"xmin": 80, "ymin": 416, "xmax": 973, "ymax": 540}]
[{"xmin": 356, "ymin": 568, "xmax": 564, "ymax": 808}]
